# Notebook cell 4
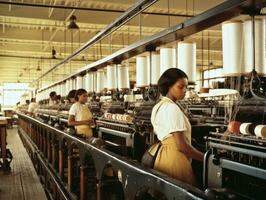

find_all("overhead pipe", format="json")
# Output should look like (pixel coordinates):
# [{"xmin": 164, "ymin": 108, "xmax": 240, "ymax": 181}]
[
  {"xmin": 0, "ymin": 1, "xmax": 194, "ymax": 18},
  {"xmin": 0, "ymin": 54, "xmax": 94, "ymax": 62}
]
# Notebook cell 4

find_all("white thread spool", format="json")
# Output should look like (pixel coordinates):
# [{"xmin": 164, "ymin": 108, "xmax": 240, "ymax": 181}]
[
  {"xmin": 88, "ymin": 73, "xmax": 95, "ymax": 93},
  {"xmin": 107, "ymin": 65, "xmax": 117, "ymax": 90},
  {"xmin": 254, "ymin": 125, "xmax": 266, "ymax": 138},
  {"xmin": 160, "ymin": 47, "xmax": 176, "ymax": 75},
  {"xmin": 92, "ymin": 72, "xmax": 97, "ymax": 92},
  {"xmin": 42, "ymin": 90, "xmax": 45, "ymax": 100},
  {"xmin": 72, "ymin": 78, "xmax": 76, "ymax": 90},
  {"xmin": 84, "ymin": 73, "xmax": 90, "ymax": 92},
  {"xmin": 59, "ymin": 83, "xmax": 63, "ymax": 96},
  {"xmin": 103, "ymin": 71, "xmax": 107, "ymax": 89},
  {"xmin": 62, "ymin": 83, "xmax": 66, "ymax": 94},
  {"xmin": 244, "ymin": 19, "xmax": 265, "ymax": 74},
  {"xmin": 177, "ymin": 42, "xmax": 197, "ymax": 82},
  {"xmin": 39, "ymin": 91, "xmax": 42, "ymax": 101},
  {"xmin": 240, "ymin": 123, "xmax": 254, "ymax": 135},
  {"xmin": 66, "ymin": 79, "xmax": 70, "ymax": 93},
  {"xmin": 136, "ymin": 56, "xmax": 149, "ymax": 87},
  {"xmin": 76, "ymin": 76, "xmax": 83, "ymax": 89},
  {"xmin": 147, "ymin": 52, "xmax": 160, "ymax": 85},
  {"xmin": 69, "ymin": 79, "xmax": 74, "ymax": 90},
  {"xmin": 56, "ymin": 85, "xmax": 60, "ymax": 95},
  {"xmin": 96, "ymin": 70, "xmax": 105, "ymax": 93},
  {"xmin": 222, "ymin": 20, "xmax": 244, "ymax": 76},
  {"xmin": 111, "ymin": 114, "xmax": 117, "ymax": 121},
  {"xmin": 117, "ymin": 64, "xmax": 130, "ymax": 89}
]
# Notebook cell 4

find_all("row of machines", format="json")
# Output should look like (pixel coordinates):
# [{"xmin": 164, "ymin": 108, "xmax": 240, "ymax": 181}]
[
  {"xmin": 32, "ymin": 91, "xmax": 157, "ymax": 161},
  {"xmin": 20, "ymin": 82, "xmax": 266, "ymax": 199},
  {"xmin": 203, "ymin": 71, "xmax": 266, "ymax": 200},
  {"xmin": 30, "ymin": 88, "xmax": 226, "ymax": 189},
  {"xmin": 204, "ymin": 99, "xmax": 266, "ymax": 200},
  {"xmin": 33, "ymin": 88, "xmax": 226, "ymax": 160}
]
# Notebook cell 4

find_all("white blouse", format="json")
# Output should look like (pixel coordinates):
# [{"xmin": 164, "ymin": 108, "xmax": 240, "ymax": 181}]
[
  {"xmin": 28, "ymin": 102, "xmax": 38, "ymax": 113},
  {"xmin": 69, "ymin": 102, "xmax": 91, "ymax": 122},
  {"xmin": 151, "ymin": 96, "xmax": 191, "ymax": 143},
  {"xmin": 69, "ymin": 102, "xmax": 93, "ymax": 135}
]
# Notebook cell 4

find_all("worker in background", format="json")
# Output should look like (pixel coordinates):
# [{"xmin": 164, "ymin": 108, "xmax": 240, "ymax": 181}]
[
  {"xmin": 26, "ymin": 99, "xmax": 30, "ymax": 105},
  {"xmin": 68, "ymin": 89, "xmax": 94, "ymax": 139},
  {"xmin": 151, "ymin": 68, "xmax": 204, "ymax": 186},
  {"xmin": 49, "ymin": 91, "xmax": 57, "ymax": 106},
  {"xmin": 56, "ymin": 95, "xmax": 62, "ymax": 104},
  {"xmin": 13, "ymin": 102, "xmax": 20, "ymax": 113},
  {"xmin": 27, "ymin": 98, "xmax": 38, "ymax": 116},
  {"xmin": 66, "ymin": 90, "xmax": 77, "ymax": 104}
]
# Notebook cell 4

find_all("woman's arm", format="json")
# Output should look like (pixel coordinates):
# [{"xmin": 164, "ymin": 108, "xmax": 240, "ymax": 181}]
[
  {"xmin": 172, "ymin": 132, "xmax": 204, "ymax": 161},
  {"xmin": 68, "ymin": 115, "xmax": 93, "ymax": 126}
]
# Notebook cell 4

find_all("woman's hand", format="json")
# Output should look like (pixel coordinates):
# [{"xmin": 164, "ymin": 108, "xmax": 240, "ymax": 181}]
[
  {"xmin": 68, "ymin": 115, "xmax": 95, "ymax": 127},
  {"xmin": 172, "ymin": 132, "xmax": 204, "ymax": 161},
  {"xmin": 90, "ymin": 119, "xmax": 96, "ymax": 128},
  {"xmin": 84, "ymin": 119, "xmax": 95, "ymax": 127}
]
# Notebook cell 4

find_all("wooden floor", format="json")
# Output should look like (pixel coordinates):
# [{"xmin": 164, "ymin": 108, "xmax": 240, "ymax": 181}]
[{"xmin": 0, "ymin": 127, "xmax": 47, "ymax": 200}]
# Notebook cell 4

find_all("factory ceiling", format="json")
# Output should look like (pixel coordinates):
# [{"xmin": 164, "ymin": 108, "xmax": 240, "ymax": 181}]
[{"xmin": 0, "ymin": 0, "xmax": 257, "ymax": 87}]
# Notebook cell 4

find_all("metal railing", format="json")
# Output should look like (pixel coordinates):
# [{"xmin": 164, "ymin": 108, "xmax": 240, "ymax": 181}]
[{"xmin": 17, "ymin": 112, "xmax": 206, "ymax": 200}]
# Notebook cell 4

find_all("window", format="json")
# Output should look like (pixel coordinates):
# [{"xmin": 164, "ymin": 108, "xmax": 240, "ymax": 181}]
[
  {"xmin": 203, "ymin": 68, "xmax": 224, "ymax": 88},
  {"xmin": 1, "ymin": 83, "xmax": 30, "ymax": 107}
]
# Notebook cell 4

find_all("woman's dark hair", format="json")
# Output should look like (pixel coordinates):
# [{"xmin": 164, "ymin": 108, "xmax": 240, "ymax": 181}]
[
  {"xmin": 158, "ymin": 68, "xmax": 188, "ymax": 96},
  {"xmin": 75, "ymin": 89, "xmax": 87, "ymax": 101},
  {"xmin": 67, "ymin": 90, "xmax": 76, "ymax": 100},
  {"xmin": 49, "ymin": 91, "xmax": 56, "ymax": 98}
]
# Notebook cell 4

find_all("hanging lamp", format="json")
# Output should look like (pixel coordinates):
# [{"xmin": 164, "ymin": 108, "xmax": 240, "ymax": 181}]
[{"xmin": 67, "ymin": 15, "xmax": 79, "ymax": 30}]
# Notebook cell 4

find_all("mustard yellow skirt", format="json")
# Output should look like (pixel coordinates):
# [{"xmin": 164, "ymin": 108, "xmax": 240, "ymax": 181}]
[
  {"xmin": 75, "ymin": 126, "xmax": 93, "ymax": 138},
  {"xmin": 154, "ymin": 136, "xmax": 196, "ymax": 186}
]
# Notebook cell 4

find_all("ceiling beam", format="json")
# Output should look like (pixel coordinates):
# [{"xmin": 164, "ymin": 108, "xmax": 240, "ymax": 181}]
[
  {"xmin": 0, "ymin": 0, "xmax": 194, "ymax": 18},
  {"xmin": 48, "ymin": 0, "xmax": 57, "ymax": 18},
  {"xmin": 8, "ymin": 0, "xmax": 11, "ymax": 12},
  {"xmin": 0, "ymin": 20, "xmax": 164, "ymax": 37}
]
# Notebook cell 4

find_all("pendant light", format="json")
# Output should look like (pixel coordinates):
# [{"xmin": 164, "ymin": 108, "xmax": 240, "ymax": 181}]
[{"xmin": 67, "ymin": 15, "xmax": 79, "ymax": 30}]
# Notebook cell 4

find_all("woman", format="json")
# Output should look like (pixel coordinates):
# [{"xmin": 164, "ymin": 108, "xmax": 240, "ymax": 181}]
[
  {"xmin": 27, "ymin": 98, "xmax": 38, "ymax": 116},
  {"xmin": 68, "ymin": 89, "xmax": 94, "ymax": 138},
  {"xmin": 151, "ymin": 68, "xmax": 203, "ymax": 186},
  {"xmin": 49, "ymin": 91, "xmax": 57, "ymax": 106},
  {"xmin": 66, "ymin": 89, "xmax": 77, "ymax": 104}
]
